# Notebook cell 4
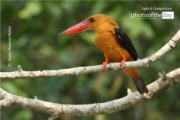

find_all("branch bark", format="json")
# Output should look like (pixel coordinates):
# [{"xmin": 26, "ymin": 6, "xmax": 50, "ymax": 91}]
[
  {"xmin": 0, "ymin": 30, "xmax": 180, "ymax": 79},
  {"xmin": 1, "ymin": 68, "xmax": 180, "ymax": 120}
]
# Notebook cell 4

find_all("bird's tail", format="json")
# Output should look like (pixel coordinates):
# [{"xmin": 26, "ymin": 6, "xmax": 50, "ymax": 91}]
[{"xmin": 132, "ymin": 77, "xmax": 148, "ymax": 94}]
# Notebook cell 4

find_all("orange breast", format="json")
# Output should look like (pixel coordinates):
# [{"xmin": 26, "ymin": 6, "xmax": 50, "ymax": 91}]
[{"xmin": 94, "ymin": 31, "xmax": 133, "ymax": 63}]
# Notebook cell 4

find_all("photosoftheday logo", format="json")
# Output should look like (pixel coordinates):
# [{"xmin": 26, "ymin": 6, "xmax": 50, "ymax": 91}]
[{"xmin": 129, "ymin": 7, "xmax": 174, "ymax": 19}]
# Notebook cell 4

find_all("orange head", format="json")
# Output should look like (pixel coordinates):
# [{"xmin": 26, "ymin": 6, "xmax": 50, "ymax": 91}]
[{"xmin": 59, "ymin": 14, "xmax": 119, "ymax": 35}]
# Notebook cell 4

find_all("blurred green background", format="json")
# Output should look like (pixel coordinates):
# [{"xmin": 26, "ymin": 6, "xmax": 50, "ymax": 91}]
[{"xmin": 1, "ymin": 1, "xmax": 180, "ymax": 120}]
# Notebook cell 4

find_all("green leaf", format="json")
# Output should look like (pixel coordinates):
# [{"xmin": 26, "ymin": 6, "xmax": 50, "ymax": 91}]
[
  {"xmin": 18, "ymin": 2, "xmax": 42, "ymax": 19},
  {"xmin": 14, "ymin": 109, "xmax": 33, "ymax": 120}
]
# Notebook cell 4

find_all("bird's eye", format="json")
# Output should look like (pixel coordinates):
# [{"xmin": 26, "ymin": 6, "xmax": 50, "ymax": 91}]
[{"xmin": 90, "ymin": 17, "xmax": 95, "ymax": 22}]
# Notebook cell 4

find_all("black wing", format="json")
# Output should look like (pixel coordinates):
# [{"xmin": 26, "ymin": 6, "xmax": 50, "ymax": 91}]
[{"xmin": 114, "ymin": 28, "xmax": 138, "ymax": 60}]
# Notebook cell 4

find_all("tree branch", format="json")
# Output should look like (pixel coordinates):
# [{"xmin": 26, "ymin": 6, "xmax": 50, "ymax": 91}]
[
  {"xmin": 0, "ymin": 30, "xmax": 180, "ymax": 120},
  {"xmin": 1, "ymin": 68, "xmax": 180, "ymax": 120},
  {"xmin": 0, "ymin": 30, "xmax": 180, "ymax": 79}
]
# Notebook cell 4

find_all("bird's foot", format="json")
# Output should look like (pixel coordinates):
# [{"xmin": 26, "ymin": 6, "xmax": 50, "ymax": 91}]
[
  {"xmin": 120, "ymin": 60, "xmax": 126, "ymax": 69},
  {"xmin": 103, "ymin": 62, "xmax": 108, "ymax": 70}
]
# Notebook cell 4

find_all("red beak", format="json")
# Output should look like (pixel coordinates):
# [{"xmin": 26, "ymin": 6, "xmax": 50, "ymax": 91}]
[{"xmin": 59, "ymin": 21, "xmax": 92, "ymax": 35}]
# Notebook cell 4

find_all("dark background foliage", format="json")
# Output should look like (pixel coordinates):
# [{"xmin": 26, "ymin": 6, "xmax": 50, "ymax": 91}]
[{"xmin": 1, "ymin": 1, "xmax": 180, "ymax": 120}]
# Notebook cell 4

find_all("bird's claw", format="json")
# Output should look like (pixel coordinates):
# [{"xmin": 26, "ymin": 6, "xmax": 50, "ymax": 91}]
[
  {"xmin": 103, "ymin": 62, "xmax": 108, "ymax": 70},
  {"xmin": 120, "ymin": 60, "xmax": 126, "ymax": 69}
]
